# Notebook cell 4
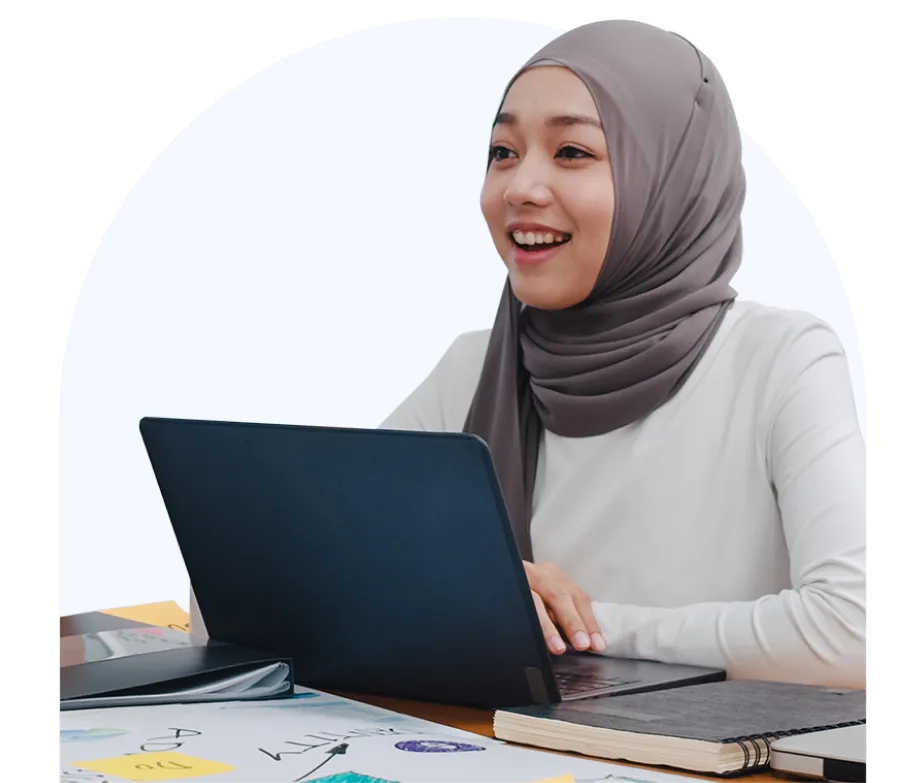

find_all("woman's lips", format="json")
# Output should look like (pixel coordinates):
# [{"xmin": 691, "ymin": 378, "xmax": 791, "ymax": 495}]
[
  {"xmin": 513, "ymin": 242, "xmax": 568, "ymax": 267},
  {"xmin": 505, "ymin": 224, "xmax": 572, "ymax": 267}
]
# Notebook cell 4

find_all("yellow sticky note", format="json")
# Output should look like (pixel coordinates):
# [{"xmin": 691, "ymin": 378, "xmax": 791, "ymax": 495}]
[
  {"xmin": 73, "ymin": 751, "xmax": 234, "ymax": 781},
  {"xmin": 527, "ymin": 776, "xmax": 575, "ymax": 783},
  {"xmin": 102, "ymin": 601, "xmax": 191, "ymax": 632}
]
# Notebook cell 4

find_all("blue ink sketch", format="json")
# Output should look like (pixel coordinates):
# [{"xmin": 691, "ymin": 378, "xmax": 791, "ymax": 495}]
[
  {"xmin": 395, "ymin": 739, "xmax": 485, "ymax": 753},
  {"xmin": 60, "ymin": 728, "xmax": 128, "ymax": 743}
]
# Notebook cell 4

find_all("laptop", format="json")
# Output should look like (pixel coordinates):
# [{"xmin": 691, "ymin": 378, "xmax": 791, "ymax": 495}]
[
  {"xmin": 770, "ymin": 724, "xmax": 866, "ymax": 781},
  {"xmin": 139, "ymin": 417, "xmax": 725, "ymax": 708}
]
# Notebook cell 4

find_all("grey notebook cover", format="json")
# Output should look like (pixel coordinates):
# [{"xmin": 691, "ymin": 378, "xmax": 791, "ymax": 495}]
[{"xmin": 503, "ymin": 680, "xmax": 865, "ymax": 773}]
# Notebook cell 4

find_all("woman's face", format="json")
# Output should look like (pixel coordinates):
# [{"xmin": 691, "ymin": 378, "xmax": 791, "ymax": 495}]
[{"xmin": 481, "ymin": 65, "xmax": 614, "ymax": 310}]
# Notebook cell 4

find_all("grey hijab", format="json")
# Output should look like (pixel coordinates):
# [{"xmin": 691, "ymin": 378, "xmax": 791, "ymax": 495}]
[{"xmin": 463, "ymin": 20, "xmax": 746, "ymax": 561}]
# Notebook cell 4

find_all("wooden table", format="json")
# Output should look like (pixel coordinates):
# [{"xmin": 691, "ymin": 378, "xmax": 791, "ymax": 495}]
[{"xmin": 61, "ymin": 606, "xmax": 780, "ymax": 781}]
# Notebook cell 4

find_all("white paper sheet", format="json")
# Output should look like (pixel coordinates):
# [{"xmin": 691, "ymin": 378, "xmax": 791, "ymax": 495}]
[{"xmin": 60, "ymin": 688, "xmax": 698, "ymax": 782}]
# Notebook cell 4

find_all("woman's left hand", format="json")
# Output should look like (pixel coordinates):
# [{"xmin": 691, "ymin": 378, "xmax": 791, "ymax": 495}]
[{"xmin": 524, "ymin": 561, "xmax": 607, "ymax": 655}]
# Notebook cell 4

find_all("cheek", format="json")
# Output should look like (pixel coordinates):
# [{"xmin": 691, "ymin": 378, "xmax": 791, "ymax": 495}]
[
  {"xmin": 575, "ymin": 186, "xmax": 614, "ymax": 262},
  {"xmin": 480, "ymin": 178, "xmax": 506, "ymax": 235}
]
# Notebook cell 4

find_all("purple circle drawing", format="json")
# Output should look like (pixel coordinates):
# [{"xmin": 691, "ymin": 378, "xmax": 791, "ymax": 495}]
[{"xmin": 395, "ymin": 739, "xmax": 485, "ymax": 753}]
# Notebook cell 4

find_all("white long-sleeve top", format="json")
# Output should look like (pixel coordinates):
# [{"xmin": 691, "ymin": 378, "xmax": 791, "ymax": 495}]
[{"xmin": 380, "ymin": 300, "xmax": 866, "ymax": 689}]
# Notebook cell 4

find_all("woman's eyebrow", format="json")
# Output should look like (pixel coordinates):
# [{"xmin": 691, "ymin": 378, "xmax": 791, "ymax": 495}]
[{"xmin": 494, "ymin": 111, "xmax": 602, "ymax": 130}]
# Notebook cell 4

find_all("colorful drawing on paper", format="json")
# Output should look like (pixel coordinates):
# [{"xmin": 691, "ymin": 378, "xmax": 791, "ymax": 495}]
[
  {"xmin": 394, "ymin": 739, "xmax": 485, "ymax": 753},
  {"xmin": 61, "ymin": 728, "xmax": 128, "ymax": 743},
  {"xmin": 71, "ymin": 751, "xmax": 235, "ymax": 781},
  {"xmin": 310, "ymin": 773, "xmax": 398, "ymax": 783},
  {"xmin": 527, "ymin": 776, "xmax": 576, "ymax": 783}
]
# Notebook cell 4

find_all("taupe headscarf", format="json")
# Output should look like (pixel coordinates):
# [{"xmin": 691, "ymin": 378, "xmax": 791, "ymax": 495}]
[{"xmin": 463, "ymin": 20, "xmax": 746, "ymax": 561}]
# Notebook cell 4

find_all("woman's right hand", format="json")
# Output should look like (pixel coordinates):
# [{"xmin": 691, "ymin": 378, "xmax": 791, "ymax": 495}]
[{"xmin": 524, "ymin": 561, "xmax": 607, "ymax": 655}]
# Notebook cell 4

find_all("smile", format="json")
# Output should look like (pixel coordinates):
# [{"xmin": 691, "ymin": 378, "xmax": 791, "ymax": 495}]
[
  {"xmin": 510, "ymin": 230, "xmax": 572, "ymax": 249},
  {"xmin": 509, "ymin": 232, "xmax": 572, "ymax": 267}
]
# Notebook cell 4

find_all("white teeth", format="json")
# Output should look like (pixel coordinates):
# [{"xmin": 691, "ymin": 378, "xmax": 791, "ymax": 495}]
[{"xmin": 511, "ymin": 230, "xmax": 570, "ymax": 248}]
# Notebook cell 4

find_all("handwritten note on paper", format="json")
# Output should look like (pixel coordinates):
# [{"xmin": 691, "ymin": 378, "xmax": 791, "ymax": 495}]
[{"xmin": 72, "ymin": 751, "xmax": 234, "ymax": 781}]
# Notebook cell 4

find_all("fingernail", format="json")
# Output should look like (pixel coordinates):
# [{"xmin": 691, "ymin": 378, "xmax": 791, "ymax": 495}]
[
  {"xmin": 551, "ymin": 636, "xmax": 566, "ymax": 654},
  {"xmin": 574, "ymin": 631, "xmax": 590, "ymax": 650},
  {"xmin": 591, "ymin": 633, "xmax": 606, "ymax": 651}
]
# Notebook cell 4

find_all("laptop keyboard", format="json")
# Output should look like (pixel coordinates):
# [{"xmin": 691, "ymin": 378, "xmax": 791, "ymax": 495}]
[{"xmin": 553, "ymin": 669, "xmax": 629, "ymax": 697}]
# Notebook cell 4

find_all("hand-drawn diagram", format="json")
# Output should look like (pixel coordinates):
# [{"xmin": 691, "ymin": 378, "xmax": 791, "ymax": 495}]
[
  {"xmin": 394, "ymin": 739, "xmax": 485, "ymax": 753},
  {"xmin": 137, "ymin": 727, "xmax": 203, "ymax": 754},
  {"xmin": 259, "ymin": 727, "xmax": 425, "ymax": 763},
  {"xmin": 61, "ymin": 728, "xmax": 128, "ymax": 743},
  {"xmin": 60, "ymin": 688, "xmax": 692, "ymax": 782},
  {"xmin": 291, "ymin": 742, "xmax": 349, "ymax": 782}
]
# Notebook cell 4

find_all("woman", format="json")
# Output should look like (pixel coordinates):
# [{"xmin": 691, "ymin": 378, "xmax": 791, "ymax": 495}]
[{"xmin": 381, "ymin": 20, "xmax": 866, "ymax": 689}]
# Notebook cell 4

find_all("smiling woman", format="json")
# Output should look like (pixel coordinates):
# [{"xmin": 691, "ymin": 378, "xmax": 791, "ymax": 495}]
[{"xmin": 380, "ymin": 20, "xmax": 865, "ymax": 689}]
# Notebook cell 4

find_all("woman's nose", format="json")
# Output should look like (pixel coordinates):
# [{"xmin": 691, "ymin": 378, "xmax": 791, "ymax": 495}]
[{"xmin": 504, "ymin": 157, "xmax": 553, "ymax": 207}]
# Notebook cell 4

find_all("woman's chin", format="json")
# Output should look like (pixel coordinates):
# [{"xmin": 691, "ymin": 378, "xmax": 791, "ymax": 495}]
[{"xmin": 509, "ymin": 272, "xmax": 582, "ymax": 311}]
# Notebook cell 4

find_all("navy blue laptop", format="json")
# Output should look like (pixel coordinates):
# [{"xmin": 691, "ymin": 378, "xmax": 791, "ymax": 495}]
[{"xmin": 139, "ymin": 417, "xmax": 724, "ymax": 708}]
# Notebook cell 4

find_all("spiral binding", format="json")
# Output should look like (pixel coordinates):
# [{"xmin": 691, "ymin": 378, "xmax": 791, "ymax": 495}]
[{"xmin": 726, "ymin": 719, "xmax": 865, "ymax": 776}]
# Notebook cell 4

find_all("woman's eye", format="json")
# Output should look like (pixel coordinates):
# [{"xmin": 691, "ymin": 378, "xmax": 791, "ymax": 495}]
[
  {"xmin": 557, "ymin": 145, "xmax": 592, "ymax": 160},
  {"xmin": 488, "ymin": 145, "xmax": 515, "ymax": 163}
]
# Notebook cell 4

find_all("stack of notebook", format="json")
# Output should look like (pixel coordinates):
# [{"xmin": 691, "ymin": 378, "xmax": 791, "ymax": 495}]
[{"xmin": 494, "ymin": 680, "xmax": 866, "ymax": 776}]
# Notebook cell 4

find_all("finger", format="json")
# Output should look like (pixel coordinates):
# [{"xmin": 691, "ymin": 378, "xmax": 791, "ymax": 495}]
[
  {"xmin": 522, "ymin": 561, "xmax": 538, "ymax": 588},
  {"xmin": 545, "ymin": 592, "xmax": 592, "ymax": 651},
  {"xmin": 573, "ymin": 592, "xmax": 607, "ymax": 652},
  {"xmin": 532, "ymin": 591, "xmax": 566, "ymax": 655}
]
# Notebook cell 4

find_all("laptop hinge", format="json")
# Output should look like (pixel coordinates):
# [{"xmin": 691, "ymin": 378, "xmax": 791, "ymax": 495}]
[{"xmin": 524, "ymin": 667, "xmax": 550, "ymax": 703}]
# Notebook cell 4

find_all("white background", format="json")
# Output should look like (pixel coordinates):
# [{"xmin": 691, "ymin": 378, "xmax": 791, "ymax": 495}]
[{"xmin": 57, "ymin": 15, "xmax": 865, "ymax": 620}]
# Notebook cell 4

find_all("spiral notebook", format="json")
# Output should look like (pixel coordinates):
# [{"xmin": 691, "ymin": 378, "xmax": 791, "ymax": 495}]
[{"xmin": 493, "ymin": 680, "xmax": 865, "ymax": 776}]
